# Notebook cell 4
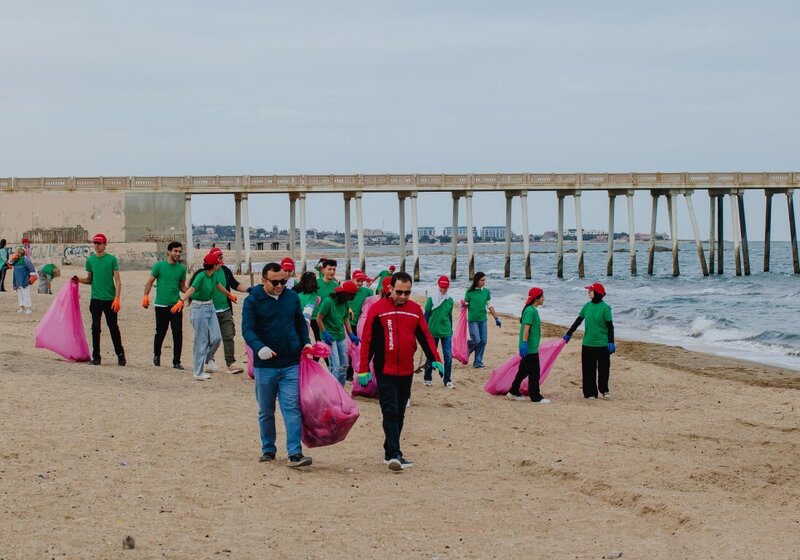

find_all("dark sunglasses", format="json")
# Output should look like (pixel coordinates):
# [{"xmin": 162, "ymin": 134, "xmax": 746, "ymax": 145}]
[
  {"xmin": 265, "ymin": 278, "xmax": 288, "ymax": 286},
  {"xmin": 394, "ymin": 289, "xmax": 412, "ymax": 296}
]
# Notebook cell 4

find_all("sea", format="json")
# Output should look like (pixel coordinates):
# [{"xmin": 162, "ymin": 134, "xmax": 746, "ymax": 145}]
[{"xmin": 258, "ymin": 241, "xmax": 800, "ymax": 371}]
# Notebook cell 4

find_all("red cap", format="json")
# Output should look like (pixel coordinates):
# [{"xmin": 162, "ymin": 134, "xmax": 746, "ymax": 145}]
[
  {"xmin": 335, "ymin": 280, "xmax": 358, "ymax": 295},
  {"xmin": 92, "ymin": 233, "xmax": 107, "ymax": 244},
  {"xmin": 21, "ymin": 237, "xmax": 30, "ymax": 244},
  {"xmin": 382, "ymin": 275, "xmax": 392, "ymax": 294},
  {"xmin": 280, "ymin": 257, "xmax": 295, "ymax": 271},
  {"xmin": 353, "ymin": 271, "xmax": 368, "ymax": 281},
  {"xmin": 204, "ymin": 252, "xmax": 222, "ymax": 266},
  {"xmin": 585, "ymin": 282, "xmax": 606, "ymax": 296},
  {"xmin": 210, "ymin": 247, "xmax": 223, "ymax": 257},
  {"xmin": 388, "ymin": 265, "xmax": 396, "ymax": 271},
  {"xmin": 437, "ymin": 275, "xmax": 450, "ymax": 289},
  {"xmin": 526, "ymin": 286, "xmax": 544, "ymax": 304}
]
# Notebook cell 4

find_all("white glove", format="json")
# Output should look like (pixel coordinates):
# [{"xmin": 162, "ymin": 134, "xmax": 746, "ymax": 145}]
[{"xmin": 257, "ymin": 346, "xmax": 276, "ymax": 360}]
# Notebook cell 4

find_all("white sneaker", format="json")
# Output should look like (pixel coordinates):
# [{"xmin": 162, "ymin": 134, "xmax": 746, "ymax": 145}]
[
  {"xmin": 602, "ymin": 392, "xmax": 611, "ymax": 399},
  {"xmin": 445, "ymin": 382, "xmax": 454, "ymax": 389},
  {"xmin": 533, "ymin": 398, "xmax": 551, "ymax": 404},
  {"xmin": 587, "ymin": 396, "xmax": 597, "ymax": 400},
  {"xmin": 225, "ymin": 364, "xmax": 244, "ymax": 374},
  {"xmin": 507, "ymin": 393, "xmax": 526, "ymax": 401},
  {"xmin": 24, "ymin": 309, "xmax": 32, "ymax": 314},
  {"xmin": 423, "ymin": 380, "xmax": 432, "ymax": 387},
  {"xmin": 16, "ymin": 308, "xmax": 23, "ymax": 314},
  {"xmin": 194, "ymin": 372, "xmax": 212, "ymax": 381},
  {"xmin": 204, "ymin": 360, "xmax": 220, "ymax": 373}
]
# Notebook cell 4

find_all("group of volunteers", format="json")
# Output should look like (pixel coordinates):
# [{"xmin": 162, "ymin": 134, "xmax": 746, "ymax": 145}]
[
  {"xmin": 2, "ymin": 237, "xmax": 62, "ymax": 313},
  {"xmin": 26, "ymin": 232, "xmax": 616, "ymax": 472}
]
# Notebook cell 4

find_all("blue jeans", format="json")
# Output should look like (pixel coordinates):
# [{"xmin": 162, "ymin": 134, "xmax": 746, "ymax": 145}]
[
  {"xmin": 424, "ymin": 336, "xmax": 453, "ymax": 384},
  {"xmin": 468, "ymin": 320, "xmax": 488, "ymax": 366},
  {"xmin": 327, "ymin": 338, "xmax": 349, "ymax": 386},
  {"xmin": 189, "ymin": 303, "xmax": 221, "ymax": 376},
  {"xmin": 254, "ymin": 365, "xmax": 302, "ymax": 456}
]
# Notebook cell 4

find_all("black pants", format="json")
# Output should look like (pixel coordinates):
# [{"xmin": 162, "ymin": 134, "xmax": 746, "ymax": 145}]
[
  {"xmin": 154, "ymin": 306, "xmax": 183, "ymax": 365},
  {"xmin": 376, "ymin": 372, "xmax": 413, "ymax": 460},
  {"xmin": 582, "ymin": 345, "xmax": 610, "ymax": 398},
  {"xmin": 90, "ymin": 298, "xmax": 124, "ymax": 361},
  {"xmin": 0, "ymin": 265, "xmax": 6, "ymax": 291},
  {"xmin": 510, "ymin": 353, "xmax": 542, "ymax": 401}
]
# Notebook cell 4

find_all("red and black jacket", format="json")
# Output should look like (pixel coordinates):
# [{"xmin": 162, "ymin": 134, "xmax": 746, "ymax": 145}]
[{"xmin": 359, "ymin": 297, "xmax": 441, "ymax": 376}]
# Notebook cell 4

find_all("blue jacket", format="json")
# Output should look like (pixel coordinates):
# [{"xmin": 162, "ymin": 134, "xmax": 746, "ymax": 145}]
[
  {"xmin": 12, "ymin": 257, "xmax": 35, "ymax": 290},
  {"xmin": 242, "ymin": 285, "xmax": 310, "ymax": 368}
]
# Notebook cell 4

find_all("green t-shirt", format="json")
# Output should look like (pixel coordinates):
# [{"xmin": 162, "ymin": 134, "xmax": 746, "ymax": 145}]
[
  {"xmin": 191, "ymin": 270, "xmax": 220, "ymax": 302},
  {"xmin": 150, "ymin": 260, "xmax": 187, "ymax": 306},
  {"xmin": 349, "ymin": 286, "xmax": 374, "ymax": 326},
  {"xmin": 464, "ymin": 287, "xmax": 491, "ymax": 322},
  {"xmin": 312, "ymin": 277, "xmax": 339, "ymax": 319},
  {"xmin": 86, "ymin": 253, "xmax": 119, "ymax": 301},
  {"xmin": 41, "ymin": 264, "xmax": 56, "ymax": 277},
  {"xmin": 579, "ymin": 301, "xmax": 613, "ymax": 347},
  {"xmin": 318, "ymin": 297, "xmax": 349, "ymax": 341},
  {"xmin": 210, "ymin": 268, "xmax": 231, "ymax": 311},
  {"xmin": 519, "ymin": 305, "xmax": 541, "ymax": 349},
  {"xmin": 298, "ymin": 291, "xmax": 318, "ymax": 311},
  {"xmin": 424, "ymin": 296, "xmax": 454, "ymax": 338}
]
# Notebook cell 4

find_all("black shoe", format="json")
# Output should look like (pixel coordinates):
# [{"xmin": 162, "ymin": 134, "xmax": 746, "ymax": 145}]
[
  {"xmin": 117, "ymin": 354, "xmax": 127, "ymax": 366},
  {"xmin": 173, "ymin": 363, "xmax": 185, "ymax": 371},
  {"xmin": 398, "ymin": 456, "xmax": 413, "ymax": 469},
  {"xmin": 90, "ymin": 358, "xmax": 101, "ymax": 366},
  {"xmin": 259, "ymin": 452, "xmax": 276, "ymax": 462},
  {"xmin": 152, "ymin": 355, "xmax": 161, "ymax": 367},
  {"xmin": 287, "ymin": 453, "xmax": 312, "ymax": 468}
]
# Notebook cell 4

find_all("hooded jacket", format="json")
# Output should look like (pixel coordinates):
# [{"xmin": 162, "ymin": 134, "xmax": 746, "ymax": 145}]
[{"xmin": 242, "ymin": 284, "xmax": 310, "ymax": 368}]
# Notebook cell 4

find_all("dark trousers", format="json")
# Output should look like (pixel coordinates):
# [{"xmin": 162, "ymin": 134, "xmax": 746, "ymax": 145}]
[
  {"xmin": 510, "ymin": 353, "xmax": 542, "ymax": 401},
  {"xmin": 90, "ymin": 298, "xmax": 124, "ymax": 361},
  {"xmin": 376, "ymin": 372, "xmax": 413, "ymax": 460},
  {"xmin": 0, "ymin": 265, "xmax": 6, "ymax": 291},
  {"xmin": 154, "ymin": 306, "xmax": 183, "ymax": 365},
  {"xmin": 581, "ymin": 345, "xmax": 611, "ymax": 398}
]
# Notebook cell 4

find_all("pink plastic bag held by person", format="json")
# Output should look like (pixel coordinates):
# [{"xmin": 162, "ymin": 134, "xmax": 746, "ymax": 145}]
[
  {"xmin": 299, "ymin": 345, "xmax": 360, "ymax": 448},
  {"xmin": 245, "ymin": 342, "xmax": 255, "ymax": 379},
  {"xmin": 35, "ymin": 281, "xmax": 91, "ymax": 362},
  {"xmin": 356, "ymin": 294, "xmax": 381, "ymax": 339},
  {"xmin": 483, "ymin": 338, "xmax": 566, "ymax": 395},
  {"xmin": 452, "ymin": 303, "xmax": 470, "ymax": 365}
]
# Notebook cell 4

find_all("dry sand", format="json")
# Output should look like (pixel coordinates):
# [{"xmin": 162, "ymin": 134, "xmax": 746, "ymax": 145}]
[{"xmin": 1, "ymin": 268, "xmax": 798, "ymax": 559}]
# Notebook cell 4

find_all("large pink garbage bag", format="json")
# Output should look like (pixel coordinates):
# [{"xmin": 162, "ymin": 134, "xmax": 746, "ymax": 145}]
[
  {"xmin": 245, "ymin": 343, "xmax": 255, "ymax": 379},
  {"xmin": 299, "ymin": 354, "xmax": 360, "ymax": 448},
  {"xmin": 483, "ymin": 338, "xmax": 566, "ymax": 395},
  {"xmin": 347, "ymin": 334, "xmax": 378, "ymax": 398},
  {"xmin": 35, "ymin": 281, "xmax": 90, "ymax": 362},
  {"xmin": 346, "ymin": 336, "xmax": 361, "ymax": 373},
  {"xmin": 356, "ymin": 294, "xmax": 381, "ymax": 338},
  {"xmin": 452, "ymin": 304, "xmax": 469, "ymax": 365}
]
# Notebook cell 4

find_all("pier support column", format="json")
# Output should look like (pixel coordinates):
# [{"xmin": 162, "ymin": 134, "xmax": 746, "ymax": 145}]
[
  {"xmin": 398, "ymin": 194, "xmax": 406, "ymax": 273},
  {"xmin": 708, "ymin": 194, "xmax": 716, "ymax": 274},
  {"xmin": 684, "ymin": 192, "xmax": 708, "ymax": 276},
  {"xmin": 575, "ymin": 191, "xmax": 584, "ymax": 278},
  {"xmin": 241, "ymin": 193, "xmax": 251, "ymax": 274},
  {"xmin": 234, "ymin": 193, "xmax": 243, "ymax": 273},
  {"xmin": 647, "ymin": 192, "xmax": 659, "ymax": 275},
  {"xmin": 466, "ymin": 192, "xmax": 475, "ymax": 280},
  {"xmin": 298, "ymin": 194, "xmax": 307, "ymax": 273},
  {"xmin": 343, "ymin": 193, "xmax": 352, "ymax": 279},
  {"xmin": 520, "ymin": 191, "xmax": 531, "ymax": 279},
  {"xmin": 607, "ymin": 192, "xmax": 616, "ymax": 277},
  {"xmin": 788, "ymin": 190, "xmax": 799, "ymax": 274},
  {"xmin": 450, "ymin": 193, "xmax": 460, "ymax": 279},
  {"xmin": 668, "ymin": 192, "xmax": 679, "ymax": 276},
  {"xmin": 738, "ymin": 193, "xmax": 751, "ymax": 276},
  {"xmin": 355, "ymin": 193, "xmax": 365, "ymax": 273},
  {"xmin": 763, "ymin": 191, "xmax": 772, "ymax": 272},
  {"xmin": 184, "ymin": 194, "xmax": 194, "ymax": 271},
  {"xmin": 410, "ymin": 192, "xmax": 420, "ymax": 281},
  {"xmin": 731, "ymin": 193, "xmax": 742, "ymax": 276},
  {"xmin": 557, "ymin": 194, "xmax": 565, "ymax": 279},
  {"xmin": 289, "ymin": 195, "xmax": 296, "ymax": 261},
  {"xmin": 716, "ymin": 194, "xmax": 724, "ymax": 274},
  {"xmin": 504, "ymin": 192, "xmax": 513, "ymax": 278},
  {"xmin": 627, "ymin": 192, "xmax": 636, "ymax": 275}
]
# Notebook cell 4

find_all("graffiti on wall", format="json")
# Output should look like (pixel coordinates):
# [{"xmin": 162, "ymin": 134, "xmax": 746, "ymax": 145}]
[{"xmin": 24, "ymin": 243, "xmax": 166, "ymax": 269}]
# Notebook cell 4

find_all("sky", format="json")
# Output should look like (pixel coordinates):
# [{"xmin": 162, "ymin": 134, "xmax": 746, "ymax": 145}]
[{"xmin": 1, "ymin": 1, "xmax": 798, "ymax": 239}]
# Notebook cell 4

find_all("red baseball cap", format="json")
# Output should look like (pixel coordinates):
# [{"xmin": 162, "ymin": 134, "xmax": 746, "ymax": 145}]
[
  {"xmin": 210, "ymin": 247, "xmax": 223, "ymax": 257},
  {"xmin": 585, "ymin": 282, "xmax": 606, "ymax": 296},
  {"xmin": 381, "ymin": 275, "xmax": 392, "ymax": 294},
  {"xmin": 388, "ymin": 265, "xmax": 396, "ymax": 271},
  {"xmin": 92, "ymin": 233, "xmax": 107, "ymax": 244},
  {"xmin": 335, "ymin": 280, "xmax": 358, "ymax": 295},
  {"xmin": 437, "ymin": 275, "xmax": 450, "ymax": 289},
  {"xmin": 204, "ymin": 252, "xmax": 222, "ymax": 266},
  {"xmin": 353, "ymin": 271, "xmax": 368, "ymax": 282},
  {"xmin": 526, "ymin": 286, "xmax": 544, "ymax": 304},
  {"xmin": 281, "ymin": 257, "xmax": 295, "ymax": 271},
  {"xmin": 21, "ymin": 237, "xmax": 30, "ymax": 244}
]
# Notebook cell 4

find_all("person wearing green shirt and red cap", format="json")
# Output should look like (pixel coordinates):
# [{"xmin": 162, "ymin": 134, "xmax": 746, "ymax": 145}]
[
  {"xmin": 316, "ymin": 280, "xmax": 360, "ymax": 386},
  {"xmin": 348, "ymin": 270, "xmax": 374, "ymax": 331},
  {"xmin": 508, "ymin": 287, "xmax": 550, "ymax": 404},
  {"xmin": 310, "ymin": 259, "xmax": 339, "ymax": 347},
  {"xmin": 423, "ymin": 275, "xmax": 454, "ymax": 388},
  {"xmin": 371, "ymin": 264, "xmax": 395, "ymax": 290},
  {"xmin": 463, "ymin": 271, "xmax": 502, "ymax": 369},
  {"xmin": 73, "ymin": 233, "xmax": 125, "ymax": 366},
  {"xmin": 37, "ymin": 263, "xmax": 61, "ymax": 294},
  {"xmin": 563, "ymin": 282, "xmax": 616, "ymax": 400}
]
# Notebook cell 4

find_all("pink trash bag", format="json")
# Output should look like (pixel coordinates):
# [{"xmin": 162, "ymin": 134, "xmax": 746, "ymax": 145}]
[
  {"xmin": 299, "ymin": 353, "xmax": 360, "ymax": 448},
  {"xmin": 483, "ymin": 338, "xmax": 566, "ymax": 395},
  {"xmin": 35, "ymin": 281, "xmax": 90, "ymax": 362},
  {"xmin": 247, "ymin": 341, "xmax": 329, "ymax": 380},
  {"xmin": 452, "ymin": 304, "xmax": 469, "ymax": 365},
  {"xmin": 346, "ymin": 336, "xmax": 361, "ymax": 373},
  {"xmin": 348, "ymin": 334, "xmax": 378, "ymax": 399},
  {"xmin": 356, "ymin": 294, "xmax": 381, "ymax": 338}
]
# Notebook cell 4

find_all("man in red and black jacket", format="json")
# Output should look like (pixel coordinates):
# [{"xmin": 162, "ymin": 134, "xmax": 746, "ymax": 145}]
[{"xmin": 357, "ymin": 271, "xmax": 444, "ymax": 472}]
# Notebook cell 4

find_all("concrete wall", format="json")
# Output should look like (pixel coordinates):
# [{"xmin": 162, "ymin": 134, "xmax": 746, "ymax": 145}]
[
  {"xmin": 124, "ymin": 192, "xmax": 186, "ymax": 243},
  {"xmin": 28, "ymin": 242, "xmax": 168, "ymax": 270}
]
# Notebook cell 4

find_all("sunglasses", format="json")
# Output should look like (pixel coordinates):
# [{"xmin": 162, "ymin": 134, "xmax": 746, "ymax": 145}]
[
  {"xmin": 394, "ymin": 289, "xmax": 412, "ymax": 296},
  {"xmin": 265, "ymin": 278, "xmax": 288, "ymax": 286}
]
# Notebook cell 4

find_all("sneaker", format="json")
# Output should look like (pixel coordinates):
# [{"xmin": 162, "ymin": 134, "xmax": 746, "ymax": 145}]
[
  {"xmin": 16, "ymin": 308, "xmax": 23, "ymax": 314},
  {"xmin": 90, "ymin": 358, "xmax": 101, "ymax": 366},
  {"xmin": 194, "ymin": 373, "xmax": 212, "ymax": 381},
  {"xmin": 473, "ymin": 363, "xmax": 486, "ymax": 369},
  {"xmin": 586, "ymin": 396, "xmax": 597, "ymax": 400},
  {"xmin": 398, "ymin": 457, "xmax": 413, "ymax": 469},
  {"xmin": 117, "ymin": 354, "xmax": 127, "ymax": 367},
  {"xmin": 173, "ymin": 363, "xmax": 185, "ymax": 371},
  {"xmin": 386, "ymin": 458, "xmax": 402, "ymax": 472},
  {"xmin": 423, "ymin": 380, "xmax": 432, "ymax": 387},
  {"xmin": 225, "ymin": 364, "xmax": 244, "ymax": 375},
  {"xmin": 287, "ymin": 454, "xmax": 312, "ymax": 468},
  {"xmin": 259, "ymin": 451, "xmax": 276, "ymax": 462},
  {"xmin": 152, "ymin": 355, "xmax": 161, "ymax": 367},
  {"xmin": 24, "ymin": 309, "xmax": 32, "ymax": 314},
  {"xmin": 602, "ymin": 392, "xmax": 611, "ymax": 399},
  {"xmin": 445, "ymin": 382, "xmax": 455, "ymax": 389},
  {"xmin": 533, "ymin": 398, "xmax": 551, "ymax": 404},
  {"xmin": 507, "ymin": 392, "xmax": 526, "ymax": 401},
  {"xmin": 204, "ymin": 360, "xmax": 220, "ymax": 373}
]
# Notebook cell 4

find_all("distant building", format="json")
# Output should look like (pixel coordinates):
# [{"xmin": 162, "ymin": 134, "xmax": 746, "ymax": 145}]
[
  {"xmin": 442, "ymin": 226, "xmax": 478, "ymax": 238},
  {"xmin": 418, "ymin": 226, "xmax": 436, "ymax": 238},
  {"xmin": 481, "ymin": 226, "xmax": 506, "ymax": 240}
]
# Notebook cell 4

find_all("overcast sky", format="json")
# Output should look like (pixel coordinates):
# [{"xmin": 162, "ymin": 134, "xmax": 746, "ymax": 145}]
[{"xmin": 2, "ymin": 1, "xmax": 798, "ymax": 239}]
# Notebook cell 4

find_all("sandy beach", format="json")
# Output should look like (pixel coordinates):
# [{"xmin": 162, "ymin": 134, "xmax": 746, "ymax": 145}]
[{"xmin": 1, "ymin": 267, "xmax": 798, "ymax": 559}]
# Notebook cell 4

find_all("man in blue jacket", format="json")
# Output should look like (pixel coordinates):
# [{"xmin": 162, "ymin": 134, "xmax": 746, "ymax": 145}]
[{"xmin": 242, "ymin": 262, "xmax": 313, "ymax": 468}]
